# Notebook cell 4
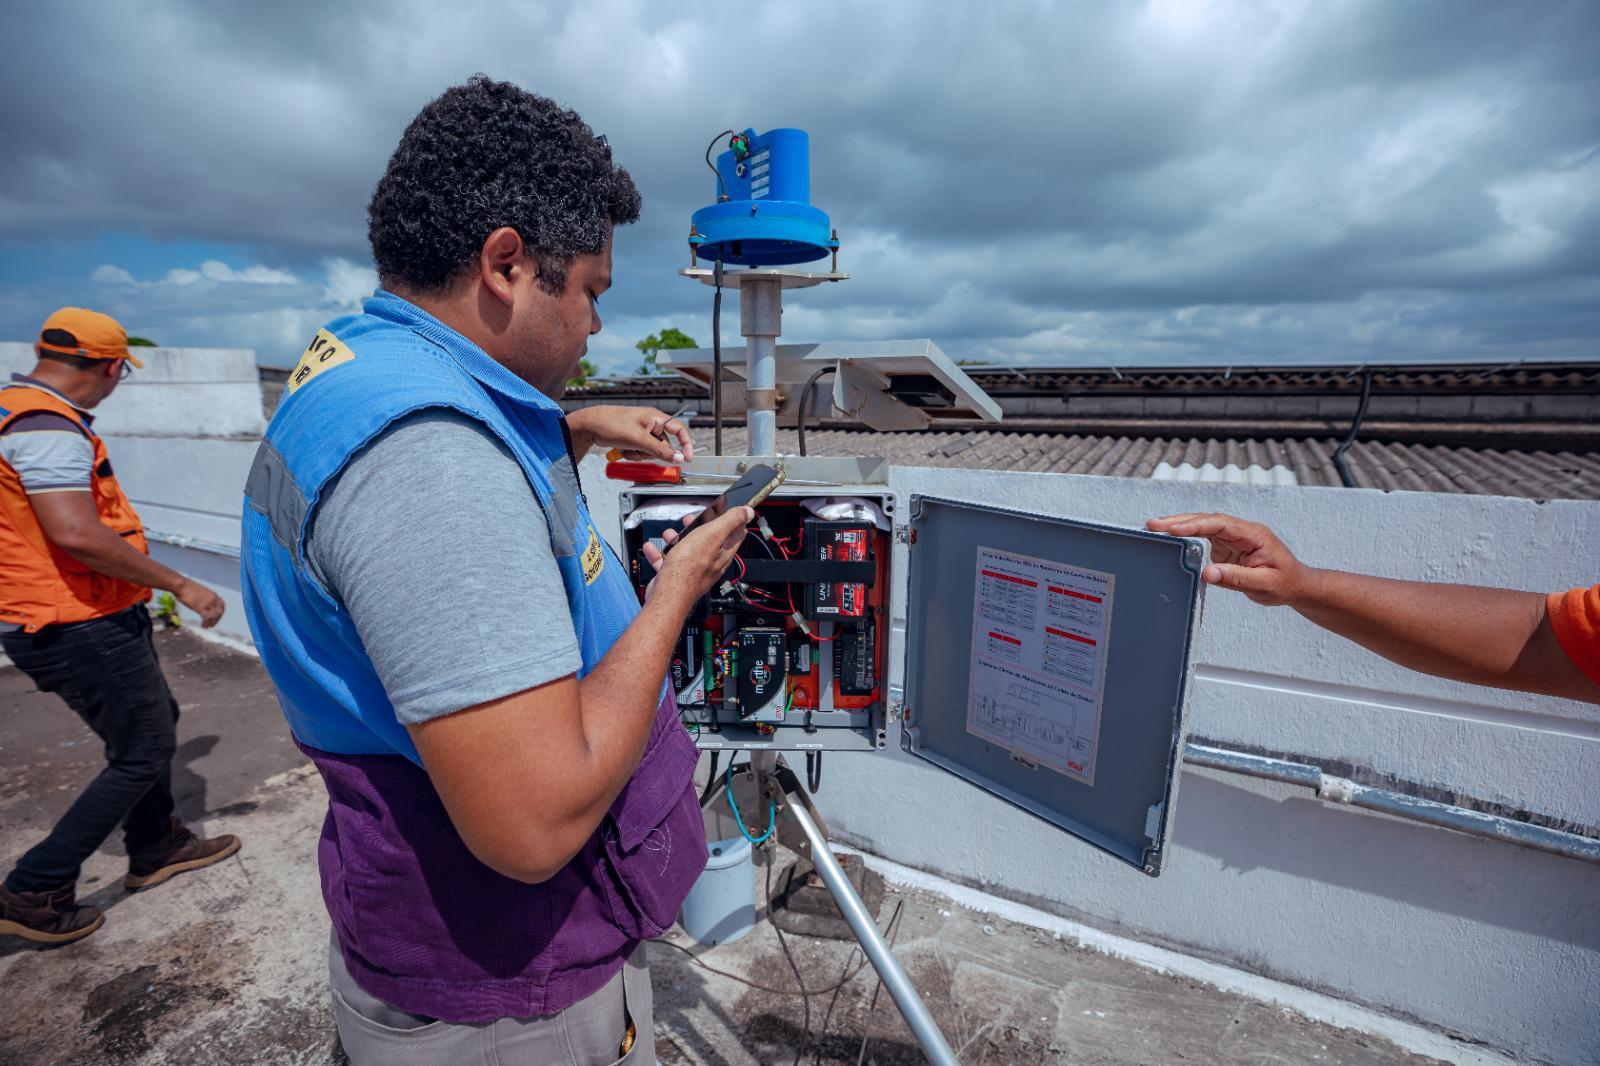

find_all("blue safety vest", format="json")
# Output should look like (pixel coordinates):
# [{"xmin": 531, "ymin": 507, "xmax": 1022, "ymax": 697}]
[
  {"xmin": 238, "ymin": 292, "xmax": 706, "ymax": 1022},
  {"xmin": 240, "ymin": 290, "xmax": 640, "ymax": 764}
]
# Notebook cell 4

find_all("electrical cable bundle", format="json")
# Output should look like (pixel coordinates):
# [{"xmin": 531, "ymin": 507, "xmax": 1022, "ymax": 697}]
[{"xmin": 672, "ymin": 754, "xmax": 904, "ymax": 1066}]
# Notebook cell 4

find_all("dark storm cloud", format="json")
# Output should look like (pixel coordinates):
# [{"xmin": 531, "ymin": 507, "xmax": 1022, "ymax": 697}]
[{"xmin": 0, "ymin": 0, "xmax": 1595, "ymax": 368}]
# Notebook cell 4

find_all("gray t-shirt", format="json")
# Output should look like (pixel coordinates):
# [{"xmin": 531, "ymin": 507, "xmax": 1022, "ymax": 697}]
[{"xmin": 306, "ymin": 409, "xmax": 582, "ymax": 725}]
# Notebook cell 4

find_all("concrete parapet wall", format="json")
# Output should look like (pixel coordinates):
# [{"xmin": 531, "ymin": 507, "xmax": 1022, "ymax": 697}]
[
  {"xmin": 124, "ymin": 436, "xmax": 257, "ymax": 644},
  {"xmin": 1, "ymin": 343, "xmax": 265, "ymax": 438}
]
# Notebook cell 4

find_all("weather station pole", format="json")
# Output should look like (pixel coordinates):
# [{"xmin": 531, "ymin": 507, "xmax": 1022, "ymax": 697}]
[
  {"xmin": 677, "ymin": 127, "xmax": 959, "ymax": 1063},
  {"xmin": 740, "ymin": 277, "xmax": 782, "ymax": 457}
]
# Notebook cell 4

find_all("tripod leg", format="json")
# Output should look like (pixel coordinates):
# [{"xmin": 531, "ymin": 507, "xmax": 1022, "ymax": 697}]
[{"xmin": 781, "ymin": 799, "xmax": 959, "ymax": 1066}]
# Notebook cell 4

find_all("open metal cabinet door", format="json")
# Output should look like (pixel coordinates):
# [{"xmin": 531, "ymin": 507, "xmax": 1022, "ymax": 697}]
[{"xmin": 898, "ymin": 495, "xmax": 1206, "ymax": 875}]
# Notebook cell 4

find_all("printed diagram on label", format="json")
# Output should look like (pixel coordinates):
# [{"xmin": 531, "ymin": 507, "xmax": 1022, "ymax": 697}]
[{"xmin": 966, "ymin": 546, "xmax": 1115, "ymax": 784}]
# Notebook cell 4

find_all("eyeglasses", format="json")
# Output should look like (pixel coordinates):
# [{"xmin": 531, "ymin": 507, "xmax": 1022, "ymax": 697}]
[{"xmin": 117, "ymin": 360, "xmax": 134, "ymax": 380}]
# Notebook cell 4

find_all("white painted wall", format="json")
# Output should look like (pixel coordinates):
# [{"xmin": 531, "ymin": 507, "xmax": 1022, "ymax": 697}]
[
  {"xmin": 581, "ymin": 459, "xmax": 1600, "ymax": 1064},
  {"xmin": 0, "ymin": 344, "xmax": 262, "ymax": 642},
  {"xmin": 0, "ymin": 342, "xmax": 264, "ymax": 438}
]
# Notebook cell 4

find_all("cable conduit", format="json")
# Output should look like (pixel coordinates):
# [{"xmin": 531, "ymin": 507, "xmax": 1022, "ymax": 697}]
[{"xmin": 1183, "ymin": 742, "xmax": 1600, "ymax": 865}]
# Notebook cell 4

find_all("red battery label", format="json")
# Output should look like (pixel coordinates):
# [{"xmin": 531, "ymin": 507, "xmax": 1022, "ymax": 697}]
[{"xmin": 812, "ymin": 525, "xmax": 868, "ymax": 617}]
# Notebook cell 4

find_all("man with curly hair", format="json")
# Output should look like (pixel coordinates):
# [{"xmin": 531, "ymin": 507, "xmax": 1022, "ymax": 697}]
[{"xmin": 241, "ymin": 77, "xmax": 749, "ymax": 1064}]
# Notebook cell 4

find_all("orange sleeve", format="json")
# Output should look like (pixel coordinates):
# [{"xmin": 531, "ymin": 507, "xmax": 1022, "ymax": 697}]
[{"xmin": 1547, "ymin": 585, "xmax": 1600, "ymax": 688}]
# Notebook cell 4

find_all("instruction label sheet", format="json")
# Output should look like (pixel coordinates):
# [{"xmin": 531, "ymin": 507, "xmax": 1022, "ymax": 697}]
[{"xmin": 966, "ymin": 546, "xmax": 1115, "ymax": 784}]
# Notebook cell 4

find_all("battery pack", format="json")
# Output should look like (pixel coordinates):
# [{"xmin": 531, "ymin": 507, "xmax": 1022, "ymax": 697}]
[
  {"xmin": 803, "ymin": 520, "xmax": 871, "ymax": 618},
  {"xmin": 629, "ymin": 518, "xmax": 679, "ymax": 586}
]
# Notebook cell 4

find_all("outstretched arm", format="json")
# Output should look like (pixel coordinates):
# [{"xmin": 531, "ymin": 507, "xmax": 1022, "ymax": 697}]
[{"xmin": 1147, "ymin": 513, "xmax": 1598, "ymax": 705}]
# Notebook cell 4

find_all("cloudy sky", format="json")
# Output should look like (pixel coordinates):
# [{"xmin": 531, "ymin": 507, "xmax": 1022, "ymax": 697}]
[{"xmin": 1, "ymin": 0, "xmax": 1595, "ymax": 371}]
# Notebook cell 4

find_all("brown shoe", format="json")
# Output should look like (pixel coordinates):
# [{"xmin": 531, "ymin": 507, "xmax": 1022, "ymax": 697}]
[
  {"xmin": 0, "ymin": 882, "xmax": 105, "ymax": 944},
  {"xmin": 124, "ymin": 819, "xmax": 241, "ymax": 891}
]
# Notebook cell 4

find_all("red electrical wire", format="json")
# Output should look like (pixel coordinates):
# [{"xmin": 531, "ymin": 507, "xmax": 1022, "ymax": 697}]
[
  {"xmin": 740, "ymin": 523, "xmax": 837, "ymax": 639},
  {"xmin": 744, "ymin": 586, "xmax": 786, "ymax": 607}
]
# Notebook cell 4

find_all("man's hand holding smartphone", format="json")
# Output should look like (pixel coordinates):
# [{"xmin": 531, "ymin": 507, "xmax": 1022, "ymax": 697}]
[
  {"xmin": 641, "ymin": 506, "xmax": 752, "ymax": 607},
  {"xmin": 639, "ymin": 463, "xmax": 780, "ymax": 607}
]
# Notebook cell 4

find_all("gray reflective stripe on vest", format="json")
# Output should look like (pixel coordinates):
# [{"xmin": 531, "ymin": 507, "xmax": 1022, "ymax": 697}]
[
  {"xmin": 244, "ymin": 438, "xmax": 309, "ymax": 564},
  {"xmin": 543, "ymin": 456, "xmax": 581, "ymax": 558},
  {"xmin": 247, "ymin": 430, "xmax": 580, "ymax": 567}
]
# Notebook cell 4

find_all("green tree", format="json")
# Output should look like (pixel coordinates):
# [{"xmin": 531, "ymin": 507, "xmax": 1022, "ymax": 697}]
[
  {"xmin": 566, "ymin": 357, "xmax": 599, "ymax": 389},
  {"xmin": 127, "ymin": 336, "xmax": 158, "ymax": 347},
  {"xmin": 635, "ymin": 327, "xmax": 697, "ymax": 375}
]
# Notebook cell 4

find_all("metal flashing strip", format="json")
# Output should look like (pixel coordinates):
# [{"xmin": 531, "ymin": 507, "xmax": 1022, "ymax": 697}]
[
  {"xmin": 144, "ymin": 529, "xmax": 242, "ymax": 559},
  {"xmin": 1183, "ymin": 743, "xmax": 1600, "ymax": 865}
]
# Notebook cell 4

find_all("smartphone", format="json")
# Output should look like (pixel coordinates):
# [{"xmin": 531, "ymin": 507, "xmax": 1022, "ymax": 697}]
[{"xmin": 664, "ymin": 464, "xmax": 784, "ymax": 551}]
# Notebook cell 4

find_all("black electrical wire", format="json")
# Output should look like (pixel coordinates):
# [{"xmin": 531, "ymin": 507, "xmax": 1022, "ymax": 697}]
[
  {"xmin": 767, "ymin": 847, "xmax": 812, "ymax": 1066},
  {"xmin": 806, "ymin": 751, "xmax": 823, "ymax": 793},
  {"xmin": 796, "ymin": 366, "xmax": 837, "ymax": 458},
  {"xmin": 705, "ymin": 129, "xmax": 735, "ymax": 202},
  {"xmin": 853, "ymin": 900, "xmax": 908, "ymax": 1066},
  {"xmin": 650, "ymin": 898, "xmax": 900, "ymax": 1000},
  {"xmin": 712, "ymin": 253, "xmax": 724, "ymax": 455},
  {"xmin": 653, "ymin": 798, "xmax": 911, "ymax": 1065},
  {"xmin": 819, "ymin": 896, "xmax": 908, "ymax": 1062},
  {"xmin": 1331, "ymin": 368, "xmax": 1375, "ymax": 489}
]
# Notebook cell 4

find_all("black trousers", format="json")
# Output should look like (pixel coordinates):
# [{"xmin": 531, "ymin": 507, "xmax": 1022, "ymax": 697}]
[{"xmin": 2, "ymin": 606, "xmax": 180, "ymax": 892}]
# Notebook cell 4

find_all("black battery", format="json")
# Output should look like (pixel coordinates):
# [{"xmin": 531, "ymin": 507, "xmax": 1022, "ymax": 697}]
[
  {"xmin": 737, "ymin": 627, "xmax": 787, "ymax": 717},
  {"xmin": 630, "ymin": 518, "xmax": 711, "ymax": 618},
  {"xmin": 628, "ymin": 518, "xmax": 679, "ymax": 587},
  {"xmin": 803, "ymin": 520, "xmax": 871, "ymax": 619}
]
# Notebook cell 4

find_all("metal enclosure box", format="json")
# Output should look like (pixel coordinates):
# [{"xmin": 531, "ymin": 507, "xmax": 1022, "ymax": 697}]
[
  {"xmin": 619, "ymin": 480, "xmax": 1205, "ymax": 874},
  {"xmin": 618, "ymin": 481, "xmax": 895, "ymax": 754},
  {"xmin": 897, "ymin": 495, "xmax": 1206, "ymax": 875}
]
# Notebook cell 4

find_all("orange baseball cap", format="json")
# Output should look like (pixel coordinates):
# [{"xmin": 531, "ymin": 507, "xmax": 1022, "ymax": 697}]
[{"xmin": 37, "ymin": 307, "xmax": 143, "ymax": 369}]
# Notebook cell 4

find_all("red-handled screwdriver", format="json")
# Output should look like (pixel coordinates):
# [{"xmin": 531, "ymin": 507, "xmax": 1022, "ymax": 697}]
[{"xmin": 604, "ymin": 461, "xmax": 745, "ymax": 484}]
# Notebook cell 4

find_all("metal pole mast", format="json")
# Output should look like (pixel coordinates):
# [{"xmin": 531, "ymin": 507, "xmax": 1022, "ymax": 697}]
[{"xmin": 741, "ymin": 277, "xmax": 782, "ymax": 457}]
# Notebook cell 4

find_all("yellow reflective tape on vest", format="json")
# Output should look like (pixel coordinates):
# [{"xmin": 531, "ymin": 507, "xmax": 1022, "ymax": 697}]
[
  {"xmin": 581, "ymin": 527, "xmax": 605, "ymax": 584},
  {"xmin": 288, "ymin": 329, "xmax": 356, "ymax": 394}
]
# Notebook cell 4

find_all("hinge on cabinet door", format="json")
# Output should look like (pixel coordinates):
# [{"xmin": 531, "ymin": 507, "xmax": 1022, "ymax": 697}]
[{"xmin": 893, "ymin": 524, "xmax": 917, "ymax": 545}]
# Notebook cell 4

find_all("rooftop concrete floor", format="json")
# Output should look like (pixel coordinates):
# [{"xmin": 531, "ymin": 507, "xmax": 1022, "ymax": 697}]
[{"xmin": 1, "ymin": 627, "xmax": 1455, "ymax": 1065}]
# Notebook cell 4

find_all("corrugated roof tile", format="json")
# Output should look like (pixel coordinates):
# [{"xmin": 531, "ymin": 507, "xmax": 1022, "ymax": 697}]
[{"xmin": 677, "ymin": 426, "xmax": 1598, "ymax": 501}]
